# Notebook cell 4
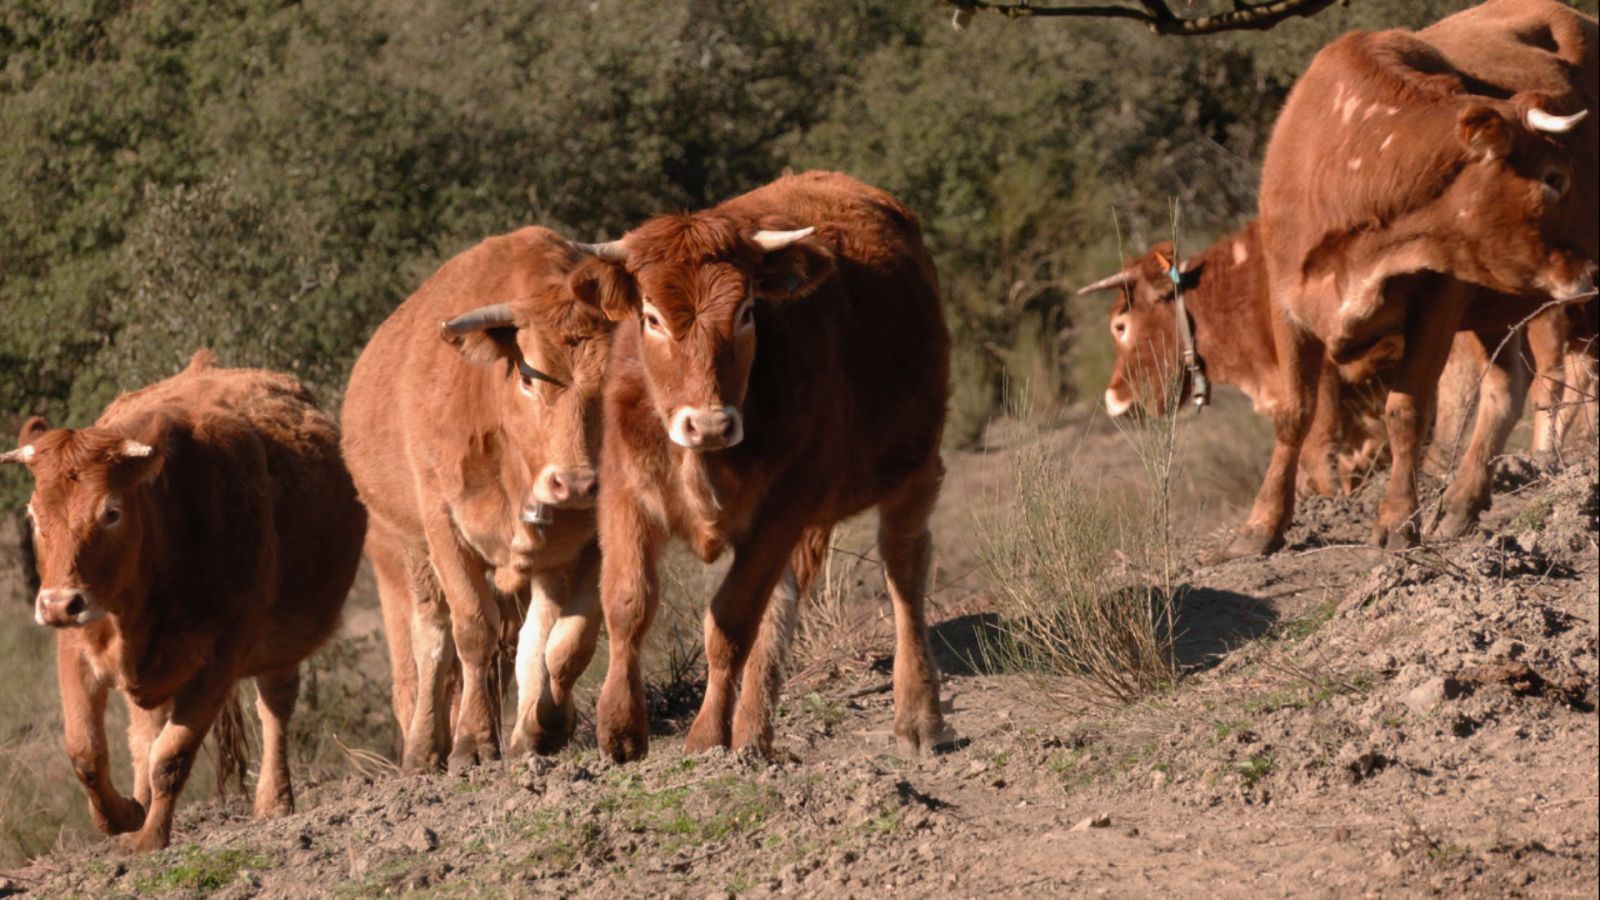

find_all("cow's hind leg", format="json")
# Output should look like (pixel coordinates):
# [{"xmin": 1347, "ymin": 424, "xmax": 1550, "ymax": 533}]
[
  {"xmin": 732, "ymin": 525, "xmax": 829, "ymax": 754},
  {"xmin": 368, "ymin": 531, "xmax": 419, "ymax": 755},
  {"xmin": 253, "ymin": 668, "xmax": 301, "ymax": 818},
  {"xmin": 686, "ymin": 516, "xmax": 805, "ymax": 755},
  {"xmin": 1435, "ymin": 331, "xmax": 1522, "ymax": 539},
  {"xmin": 876, "ymin": 458, "xmax": 954, "ymax": 756},
  {"xmin": 510, "ymin": 543, "xmax": 602, "ymax": 756},
  {"xmin": 1374, "ymin": 283, "xmax": 1468, "ymax": 550}
]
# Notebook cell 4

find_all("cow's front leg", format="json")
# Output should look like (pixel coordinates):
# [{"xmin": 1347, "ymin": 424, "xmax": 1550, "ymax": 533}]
[
  {"xmin": 596, "ymin": 496, "xmax": 665, "ymax": 763},
  {"xmin": 58, "ymin": 638, "xmax": 144, "ymax": 835},
  {"xmin": 1225, "ymin": 313, "xmax": 1324, "ymax": 559},
  {"xmin": 689, "ymin": 515, "xmax": 805, "ymax": 755},
  {"xmin": 421, "ymin": 512, "xmax": 502, "ymax": 772},
  {"xmin": 509, "ymin": 542, "xmax": 601, "ymax": 757},
  {"xmin": 1375, "ymin": 283, "xmax": 1467, "ymax": 549},
  {"xmin": 120, "ymin": 665, "xmax": 238, "ymax": 852},
  {"xmin": 127, "ymin": 701, "xmax": 169, "ymax": 812}
]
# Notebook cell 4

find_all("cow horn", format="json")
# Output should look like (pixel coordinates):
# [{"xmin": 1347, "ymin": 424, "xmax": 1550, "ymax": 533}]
[
  {"xmin": 1526, "ymin": 107, "xmax": 1588, "ymax": 134},
  {"xmin": 569, "ymin": 240, "xmax": 628, "ymax": 261},
  {"xmin": 0, "ymin": 445, "xmax": 35, "ymax": 465},
  {"xmin": 119, "ymin": 440, "xmax": 154, "ymax": 458},
  {"xmin": 1076, "ymin": 270, "xmax": 1134, "ymax": 295},
  {"xmin": 443, "ymin": 303, "xmax": 517, "ymax": 335},
  {"xmin": 750, "ymin": 227, "xmax": 815, "ymax": 251}
]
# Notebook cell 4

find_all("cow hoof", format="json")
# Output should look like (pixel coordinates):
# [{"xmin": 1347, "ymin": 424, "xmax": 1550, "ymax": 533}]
[
  {"xmin": 98, "ymin": 797, "xmax": 147, "ymax": 835},
  {"xmin": 1432, "ymin": 509, "xmax": 1478, "ymax": 540},
  {"xmin": 447, "ymin": 739, "xmax": 498, "ymax": 774},
  {"xmin": 1210, "ymin": 529, "xmax": 1283, "ymax": 562},
  {"xmin": 1373, "ymin": 521, "xmax": 1419, "ymax": 551},
  {"xmin": 597, "ymin": 723, "xmax": 649, "ymax": 763},
  {"xmin": 683, "ymin": 714, "xmax": 731, "ymax": 755},
  {"xmin": 116, "ymin": 829, "xmax": 169, "ymax": 854},
  {"xmin": 596, "ymin": 683, "xmax": 649, "ymax": 763},
  {"xmin": 508, "ymin": 724, "xmax": 573, "ymax": 758},
  {"xmin": 895, "ymin": 716, "xmax": 958, "ymax": 757}
]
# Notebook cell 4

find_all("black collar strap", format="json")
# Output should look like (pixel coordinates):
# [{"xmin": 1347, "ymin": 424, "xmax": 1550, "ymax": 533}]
[{"xmin": 1169, "ymin": 263, "xmax": 1210, "ymax": 408}]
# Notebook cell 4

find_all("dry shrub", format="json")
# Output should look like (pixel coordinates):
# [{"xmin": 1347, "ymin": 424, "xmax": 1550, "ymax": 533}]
[{"xmin": 978, "ymin": 407, "xmax": 1183, "ymax": 707}]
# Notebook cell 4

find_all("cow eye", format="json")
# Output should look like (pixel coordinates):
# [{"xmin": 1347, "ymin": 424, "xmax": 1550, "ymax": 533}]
[
  {"xmin": 737, "ymin": 300, "xmax": 756, "ymax": 330},
  {"xmin": 99, "ymin": 506, "xmax": 121, "ymax": 528},
  {"xmin": 1541, "ymin": 169, "xmax": 1569, "ymax": 197}
]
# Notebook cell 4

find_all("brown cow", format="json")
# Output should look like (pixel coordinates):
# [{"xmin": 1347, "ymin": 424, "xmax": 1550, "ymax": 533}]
[
  {"xmin": 1082, "ymin": 223, "xmax": 1387, "ymax": 497},
  {"xmin": 1082, "ymin": 223, "xmax": 1538, "ymax": 532},
  {"xmin": 1, "ymin": 351, "xmax": 364, "ymax": 852},
  {"xmin": 569, "ymin": 170, "xmax": 953, "ymax": 762},
  {"xmin": 1234, "ymin": 0, "xmax": 1596, "ymax": 557},
  {"xmin": 341, "ymin": 226, "xmax": 615, "ymax": 771}
]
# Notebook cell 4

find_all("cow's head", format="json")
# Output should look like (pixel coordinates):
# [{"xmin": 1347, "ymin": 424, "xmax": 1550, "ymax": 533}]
[
  {"xmin": 3, "ymin": 417, "xmax": 165, "ymax": 628},
  {"xmin": 441, "ymin": 264, "xmax": 616, "ymax": 512},
  {"xmin": 1440, "ymin": 93, "xmax": 1594, "ymax": 300},
  {"xmin": 1079, "ymin": 242, "xmax": 1195, "ymax": 417},
  {"xmin": 570, "ymin": 216, "xmax": 835, "ymax": 450}
]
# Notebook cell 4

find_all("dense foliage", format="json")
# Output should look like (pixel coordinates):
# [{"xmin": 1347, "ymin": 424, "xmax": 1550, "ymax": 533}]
[{"xmin": 3, "ymin": 0, "xmax": 1587, "ymax": 509}]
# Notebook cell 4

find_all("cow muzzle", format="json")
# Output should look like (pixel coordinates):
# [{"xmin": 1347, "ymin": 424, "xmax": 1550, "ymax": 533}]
[
  {"xmin": 35, "ymin": 588, "xmax": 104, "ymax": 628},
  {"xmin": 668, "ymin": 405, "xmax": 744, "ymax": 451},
  {"xmin": 1546, "ymin": 261, "xmax": 1597, "ymax": 304},
  {"xmin": 1104, "ymin": 388, "xmax": 1135, "ymax": 419},
  {"xmin": 533, "ymin": 465, "xmax": 598, "ymax": 509}
]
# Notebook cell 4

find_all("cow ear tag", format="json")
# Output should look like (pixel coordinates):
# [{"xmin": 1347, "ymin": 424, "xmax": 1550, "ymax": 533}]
[{"xmin": 520, "ymin": 493, "xmax": 555, "ymax": 537}]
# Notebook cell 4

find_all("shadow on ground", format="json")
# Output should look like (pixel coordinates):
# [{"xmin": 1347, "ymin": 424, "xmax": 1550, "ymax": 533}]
[{"xmin": 1171, "ymin": 586, "xmax": 1278, "ymax": 671}]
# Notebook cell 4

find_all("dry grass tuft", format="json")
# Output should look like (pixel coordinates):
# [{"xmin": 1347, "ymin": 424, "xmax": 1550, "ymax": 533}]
[{"xmin": 978, "ymin": 393, "xmax": 1185, "ymax": 708}]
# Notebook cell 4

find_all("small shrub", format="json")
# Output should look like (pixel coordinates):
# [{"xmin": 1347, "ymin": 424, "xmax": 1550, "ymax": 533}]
[{"xmin": 978, "ymin": 406, "xmax": 1184, "ymax": 707}]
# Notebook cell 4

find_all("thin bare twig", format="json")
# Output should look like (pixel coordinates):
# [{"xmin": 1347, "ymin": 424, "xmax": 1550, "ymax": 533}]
[{"xmin": 947, "ymin": 0, "xmax": 1340, "ymax": 36}]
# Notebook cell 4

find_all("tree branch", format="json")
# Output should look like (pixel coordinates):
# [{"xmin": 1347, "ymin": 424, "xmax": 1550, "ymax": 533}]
[{"xmin": 947, "ymin": 0, "xmax": 1342, "ymax": 36}]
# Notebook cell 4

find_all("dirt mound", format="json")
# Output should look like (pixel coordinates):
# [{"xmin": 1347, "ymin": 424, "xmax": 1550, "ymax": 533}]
[{"xmin": 2, "ymin": 452, "xmax": 1594, "ymax": 897}]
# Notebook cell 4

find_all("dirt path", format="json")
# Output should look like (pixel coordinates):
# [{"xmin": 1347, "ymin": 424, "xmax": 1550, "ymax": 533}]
[{"xmin": 2, "ymin": 414, "xmax": 1595, "ymax": 898}]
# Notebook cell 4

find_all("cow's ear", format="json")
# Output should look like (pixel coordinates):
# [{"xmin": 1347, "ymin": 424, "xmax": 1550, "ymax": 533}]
[
  {"xmin": 114, "ymin": 428, "xmax": 166, "ymax": 486},
  {"xmin": 17, "ymin": 416, "xmax": 48, "ymax": 448},
  {"xmin": 753, "ymin": 234, "xmax": 836, "ymax": 303},
  {"xmin": 1459, "ymin": 105, "xmax": 1511, "ymax": 161},
  {"xmin": 440, "ymin": 304, "xmax": 522, "ymax": 366},
  {"xmin": 569, "ymin": 257, "xmax": 639, "ymax": 322}
]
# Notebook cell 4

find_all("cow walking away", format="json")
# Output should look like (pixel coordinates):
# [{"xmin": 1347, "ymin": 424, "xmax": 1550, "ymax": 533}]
[
  {"xmin": 341, "ymin": 227, "xmax": 616, "ymax": 771},
  {"xmin": 1232, "ymin": 0, "xmax": 1596, "ymax": 557},
  {"xmin": 570, "ymin": 170, "xmax": 954, "ymax": 762},
  {"xmin": 1, "ymin": 351, "xmax": 365, "ymax": 852}
]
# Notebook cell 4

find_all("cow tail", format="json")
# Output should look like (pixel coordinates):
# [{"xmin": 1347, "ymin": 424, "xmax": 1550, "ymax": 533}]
[{"xmin": 212, "ymin": 686, "xmax": 249, "ymax": 798}]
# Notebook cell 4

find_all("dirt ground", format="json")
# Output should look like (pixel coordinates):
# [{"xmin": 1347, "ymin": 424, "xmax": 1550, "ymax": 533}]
[{"xmin": 2, "ymin": 402, "xmax": 1596, "ymax": 898}]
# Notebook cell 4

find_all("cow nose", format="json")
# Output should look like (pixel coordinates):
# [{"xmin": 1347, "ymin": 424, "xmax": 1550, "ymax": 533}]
[
  {"xmin": 669, "ymin": 406, "xmax": 744, "ymax": 450},
  {"xmin": 536, "ymin": 466, "xmax": 598, "ymax": 508},
  {"xmin": 36, "ymin": 589, "xmax": 92, "ymax": 628}
]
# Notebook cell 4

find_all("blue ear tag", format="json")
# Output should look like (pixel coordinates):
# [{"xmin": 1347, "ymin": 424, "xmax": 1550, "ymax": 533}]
[
  {"xmin": 786, "ymin": 274, "xmax": 800, "ymax": 293},
  {"xmin": 1168, "ymin": 264, "xmax": 1182, "ymax": 286}
]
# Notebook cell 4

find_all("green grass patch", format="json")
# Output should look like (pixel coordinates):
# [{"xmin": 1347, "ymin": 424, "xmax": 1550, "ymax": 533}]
[
  {"xmin": 1235, "ymin": 752, "xmax": 1275, "ymax": 789},
  {"xmin": 135, "ymin": 845, "xmax": 274, "ymax": 895},
  {"xmin": 800, "ymin": 692, "xmax": 846, "ymax": 729},
  {"xmin": 1280, "ymin": 600, "xmax": 1338, "ymax": 642}
]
